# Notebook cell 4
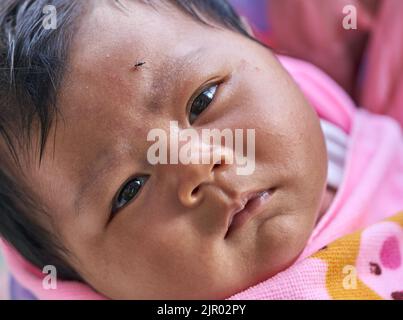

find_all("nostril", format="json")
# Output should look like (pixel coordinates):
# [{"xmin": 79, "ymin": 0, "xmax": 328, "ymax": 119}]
[
  {"xmin": 191, "ymin": 186, "xmax": 200, "ymax": 197},
  {"xmin": 214, "ymin": 158, "xmax": 226, "ymax": 171},
  {"xmin": 213, "ymin": 163, "xmax": 221, "ymax": 170}
]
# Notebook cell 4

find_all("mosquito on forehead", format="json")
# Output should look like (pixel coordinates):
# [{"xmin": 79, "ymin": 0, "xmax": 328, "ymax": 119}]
[{"xmin": 133, "ymin": 61, "xmax": 146, "ymax": 69}]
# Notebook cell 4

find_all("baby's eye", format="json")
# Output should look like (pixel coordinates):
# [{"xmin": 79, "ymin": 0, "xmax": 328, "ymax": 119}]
[
  {"xmin": 189, "ymin": 84, "xmax": 218, "ymax": 124},
  {"xmin": 112, "ymin": 176, "xmax": 148, "ymax": 213}
]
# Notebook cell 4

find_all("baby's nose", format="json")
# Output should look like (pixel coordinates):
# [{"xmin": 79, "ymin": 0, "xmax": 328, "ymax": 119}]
[{"xmin": 173, "ymin": 142, "xmax": 233, "ymax": 208}]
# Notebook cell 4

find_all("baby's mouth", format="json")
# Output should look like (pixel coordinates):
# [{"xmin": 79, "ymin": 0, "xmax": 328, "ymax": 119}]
[{"xmin": 225, "ymin": 189, "xmax": 275, "ymax": 238}]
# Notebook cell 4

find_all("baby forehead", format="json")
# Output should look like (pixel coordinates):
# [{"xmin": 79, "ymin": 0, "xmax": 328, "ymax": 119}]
[
  {"xmin": 65, "ymin": 2, "xmax": 213, "ymax": 86},
  {"xmin": 69, "ymin": 1, "xmax": 211, "ymax": 62},
  {"xmin": 59, "ymin": 1, "xmax": 237, "ymax": 117},
  {"xmin": 68, "ymin": 12, "xmax": 150, "ymax": 75}
]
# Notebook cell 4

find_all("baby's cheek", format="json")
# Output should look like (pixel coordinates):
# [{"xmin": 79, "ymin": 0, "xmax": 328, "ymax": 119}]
[{"xmin": 256, "ymin": 212, "xmax": 313, "ymax": 268}]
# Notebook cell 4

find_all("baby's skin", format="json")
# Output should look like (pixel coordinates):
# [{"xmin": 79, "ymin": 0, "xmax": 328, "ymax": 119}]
[{"xmin": 26, "ymin": 1, "xmax": 328, "ymax": 299}]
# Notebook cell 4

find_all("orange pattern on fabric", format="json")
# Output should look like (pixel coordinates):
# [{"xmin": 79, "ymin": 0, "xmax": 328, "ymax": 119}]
[{"xmin": 312, "ymin": 211, "xmax": 403, "ymax": 299}]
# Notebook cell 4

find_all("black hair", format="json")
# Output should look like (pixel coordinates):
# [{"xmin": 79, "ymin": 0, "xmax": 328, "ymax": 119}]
[{"xmin": 0, "ymin": 0, "xmax": 260, "ymax": 282}]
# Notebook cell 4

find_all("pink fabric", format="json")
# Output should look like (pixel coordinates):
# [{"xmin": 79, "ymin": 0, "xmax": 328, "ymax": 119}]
[
  {"xmin": 0, "ymin": 258, "xmax": 9, "ymax": 300},
  {"xmin": 229, "ymin": 217, "xmax": 403, "ymax": 300},
  {"xmin": 1, "ymin": 56, "xmax": 402, "ymax": 300},
  {"xmin": 268, "ymin": 0, "xmax": 373, "ymax": 94},
  {"xmin": 356, "ymin": 221, "xmax": 403, "ymax": 299},
  {"xmin": 267, "ymin": 0, "xmax": 403, "ymax": 127},
  {"xmin": 359, "ymin": 0, "xmax": 403, "ymax": 127},
  {"xmin": 278, "ymin": 56, "xmax": 403, "ymax": 258}
]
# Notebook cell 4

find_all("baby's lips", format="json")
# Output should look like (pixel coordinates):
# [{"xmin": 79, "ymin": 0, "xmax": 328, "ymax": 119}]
[{"xmin": 225, "ymin": 189, "xmax": 273, "ymax": 237}]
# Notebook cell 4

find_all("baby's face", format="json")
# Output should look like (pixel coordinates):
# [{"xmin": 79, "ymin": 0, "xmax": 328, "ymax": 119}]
[{"xmin": 29, "ymin": 1, "xmax": 327, "ymax": 299}]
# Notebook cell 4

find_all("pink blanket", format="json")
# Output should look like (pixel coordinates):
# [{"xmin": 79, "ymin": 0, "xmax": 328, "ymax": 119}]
[
  {"xmin": 266, "ymin": 0, "xmax": 403, "ymax": 127},
  {"xmin": 229, "ymin": 212, "xmax": 403, "ymax": 300},
  {"xmin": 1, "ymin": 56, "xmax": 402, "ymax": 300}
]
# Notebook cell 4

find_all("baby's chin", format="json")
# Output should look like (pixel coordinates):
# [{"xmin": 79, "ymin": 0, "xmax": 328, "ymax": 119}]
[
  {"xmin": 226, "ymin": 217, "xmax": 314, "ymax": 297},
  {"xmin": 225, "ymin": 251, "xmax": 304, "ymax": 299}
]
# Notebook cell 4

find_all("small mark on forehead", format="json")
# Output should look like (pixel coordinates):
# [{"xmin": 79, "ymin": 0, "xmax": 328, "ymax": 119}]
[{"xmin": 133, "ymin": 61, "xmax": 146, "ymax": 69}]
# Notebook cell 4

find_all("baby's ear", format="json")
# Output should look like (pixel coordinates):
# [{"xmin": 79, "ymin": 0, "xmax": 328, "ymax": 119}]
[{"xmin": 240, "ymin": 16, "xmax": 255, "ymax": 37}]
